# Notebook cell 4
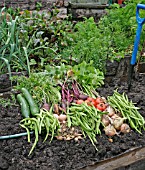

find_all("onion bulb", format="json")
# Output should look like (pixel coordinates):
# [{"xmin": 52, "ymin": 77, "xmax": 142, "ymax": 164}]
[
  {"xmin": 58, "ymin": 114, "xmax": 67, "ymax": 122},
  {"xmin": 104, "ymin": 124, "xmax": 116, "ymax": 137},
  {"xmin": 111, "ymin": 114, "xmax": 119, "ymax": 120},
  {"xmin": 53, "ymin": 114, "xmax": 59, "ymax": 119},
  {"xmin": 120, "ymin": 123, "xmax": 131, "ymax": 134},
  {"xmin": 42, "ymin": 103, "xmax": 50, "ymax": 111},
  {"xmin": 101, "ymin": 115, "xmax": 110, "ymax": 126},
  {"xmin": 106, "ymin": 105, "xmax": 115, "ymax": 117},
  {"xmin": 113, "ymin": 117, "xmax": 125, "ymax": 130},
  {"xmin": 56, "ymin": 136, "xmax": 63, "ymax": 140}
]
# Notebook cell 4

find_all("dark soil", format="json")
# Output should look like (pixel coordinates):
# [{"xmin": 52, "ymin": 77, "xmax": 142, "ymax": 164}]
[{"xmin": 1, "ymin": 59, "xmax": 145, "ymax": 170}]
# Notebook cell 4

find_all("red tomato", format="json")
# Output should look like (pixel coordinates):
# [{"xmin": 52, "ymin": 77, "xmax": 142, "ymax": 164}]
[
  {"xmin": 95, "ymin": 97, "xmax": 104, "ymax": 104},
  {"xmin": 91, "ymin": 100, "xmax": 96, "ymax": 107},
  {"xmin": 76, "ymin": 100, "xmax": 84, "ymax": 104},
  {"xmin": 96, "ymin": 103, "xmax": 106, "ymax": 111}
]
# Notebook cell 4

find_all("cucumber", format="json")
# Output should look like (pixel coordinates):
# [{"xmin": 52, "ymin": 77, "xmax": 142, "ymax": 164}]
[
  {"xmin": 17, "ymin": 94, "xmax": 30, "ymax": 118},
  {"xmin": 21, "ymin": 88, "xmax": 40, "ymax": 116}
]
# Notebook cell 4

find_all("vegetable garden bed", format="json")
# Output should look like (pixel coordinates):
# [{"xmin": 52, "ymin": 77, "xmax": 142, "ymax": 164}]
[
  {"xmin": 1, "ymin": 1, "xmax": 145, "ymax": 169},
  {"xmin": 1, "ymin": 58, "xmax": 145, "ymax": 170}
]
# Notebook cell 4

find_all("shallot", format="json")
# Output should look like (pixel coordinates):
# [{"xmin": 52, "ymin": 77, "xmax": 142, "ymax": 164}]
[
  {"xmin": 120, "ymin": 123, "xmax": 131, "ymax": 134},
  {"xmin": 101, "ymin": 115, "xmax": 110, "ymax": 127},
  {"xmin": 42, "ymin": 103, "xmax": 50, "ymax": 111},
  {"xmin": 53, "ymin": 114, "xmax": 59, "ymax": 119},
  {"xmin": 104, "ymin": 124, "xmax": 116, "ymax": 137},
  {"xmin": 58, "ymin": 114, "xmax": 67, "ymax": 122},
  {"xmin": 106, "ymin": 105, "xmax": 115, "ymax": 117},
  {"xmin": 56, "ymin": 136, "xmax": 64, "ymax": 140},
  {"xmin": 113, "ymin": 117, "xmax": 125, "ymax": 130}
]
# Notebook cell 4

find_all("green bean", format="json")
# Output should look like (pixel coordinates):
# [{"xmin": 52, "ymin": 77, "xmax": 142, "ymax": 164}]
[
  {"xmin": 28, "ymin": 122, "xmax": 39, "ymax": 156},
  {"xmin": 43, "ymin": 117, "xmax": 50, "ymax": 142},
  {"xmin": 67, "ymin": 114, "xmax": 72, "ymax": 128},
  {"xmin": 108, "ymin": 90, "xmax": 145, "ymax": 133},
  {"xmin": 76, "ymin": 115, "xmax": 92, "ymax": 132},
  {"xmin": 20, "ymin": 124, "xmax": 31, "ymax": 143}
]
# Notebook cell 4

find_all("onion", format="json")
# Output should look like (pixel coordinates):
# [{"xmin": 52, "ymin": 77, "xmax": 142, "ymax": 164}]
[
  {"xmin": 74, "ymin": 136, "xmax": 83, "ymax": 142},
  {"xmin": 113, "ymin": 117, "xmax": 125, "ymax": 130},
  {"xmin": 58, "ymin": 114, "xmax": 67, "ymax": 122},
  {"xmin": 101, "ymin": 115, "xmax": 110, "ymax": 126},
  {"xmin": 104, "ymin": 124, "xmax": 116, "ymax": 137},
  {"xmin": 53, "ymin": 114, "xmax": 59, "ymax": 119},
  {"xmin": 120, "ymin": 123, "xmax": 131, "ymax": 134},
  {"xmin": 111, "ymin": 114, "xmax": 120, "ymax": 120},
  {"xmin": 56, "ymin": 136, "xmax": 63, "ymax": 140},
  {"xmin": 65, "ymin": 135, "xmax": 71, "ymax": 140},
  {"xmin": 106, "ymin": 105, "xmax": 115, "ymax": 117},
  {"xmin": 42, "ymin": 103, "xmax": 50, "ymax": 111}
]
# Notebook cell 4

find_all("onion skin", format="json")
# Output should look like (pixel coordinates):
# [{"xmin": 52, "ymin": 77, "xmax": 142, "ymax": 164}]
[
  {"xmin": 58, "ymin": 114, "xmax": 67, "ymax": 122},
  {"xmin": 56, "ymin": 136, "xmax": 64, "ymax": 140},
  {"xmin": 120, "ymin": 123, "xmax": 131, "ymax": 134},
  {"xmin": 111, "ymin": 114, "xmax": 120, "ymax": 120},
  {"xmin": 113, "ymin": 117, "xmax": 124, "ymax": 130},
  {"xmin": 53, "ymin": 114, "xmax": 59, "ymax": 119},
  {"xmin": 106, "ymin": 105, "xmax": 115, "ymax": 117},
  {"xmin": 42, "ymin": 103, "xmax": 50, "ymax": 111},
  {"xmin": 104, "ymin": 124, "xmax": 116, "ymax": 137},
  {"xmin": 101, "ymin": 115, "xmax": 110, "ymax": 127}
]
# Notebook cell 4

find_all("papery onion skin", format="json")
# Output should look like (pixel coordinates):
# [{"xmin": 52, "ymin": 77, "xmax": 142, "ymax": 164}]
[
  {"xmin": 120, "ymin": 123, "xmax": 131, "ymax": 134},
  {"xmin": 58, "ymin": 114, "xmax": 67, "ymax": 122},
  {"xmin": 106, "ymin": 105, "xmax": 115, "ymax": 117},
  {"xmin": 53, "ymin": 114, "xmax": 59, "ymax": 119},
  {"xmin": 101, "ymin": 115, "xmax": 110, "ymax": 127},
  {"xmin": 42, "ymin": 103, "xmax": 50, "ymax": 111},
  {"xmin": 104, "ymin": 124, "xmax": 116, "ymax": 137},
  {"xmin": 113, "ymin": 117, "xmax": 124, "ymax": 130}
]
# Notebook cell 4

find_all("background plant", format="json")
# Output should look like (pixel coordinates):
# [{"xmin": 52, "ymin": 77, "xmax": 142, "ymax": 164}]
[
  {"xmin": 59, "ymin": 0, "xmax": 145, "ymax": 71},
  {"xmin": 0, "ymin": 7, "xmax": 74, "ymax": 74}
]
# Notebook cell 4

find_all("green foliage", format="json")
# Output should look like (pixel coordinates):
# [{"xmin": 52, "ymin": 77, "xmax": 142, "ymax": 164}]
[
  {"xmin": 60, "ymin": 17, "xmax": 108, "ymax": 71},
  {"xmin": 1, "ymin": 0, "xmax": 145, "ymax": 74},
  {"xmin": 14, "ymin": 73, "xmax": 61, "ymax": 105},
  {"xmin": 14, "ymin": 61, "xmax": 104, "ymax": 105},
  {"xmin": 98, "ymin": 0, "xmax": 145, "ymax": 61},
  {"xmin": 72, "ymin": 61, "xmax": 104, "ymax": 90},
  {"xmin": 0, "ymin": 7, "xmax": 74, "ymax": 74},
  {"xmin": 60, "ymin": 0, "xmax": 145, "ymax": 71}
]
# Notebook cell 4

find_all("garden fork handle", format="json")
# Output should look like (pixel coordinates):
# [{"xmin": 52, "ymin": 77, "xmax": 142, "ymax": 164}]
[
  {"xmin": 130, "ymin": 4, "xmax": 145, "ymax": 65},
  {"xmin": 128, "ymin": 4, "xmax": 145, "ymax": 90}
]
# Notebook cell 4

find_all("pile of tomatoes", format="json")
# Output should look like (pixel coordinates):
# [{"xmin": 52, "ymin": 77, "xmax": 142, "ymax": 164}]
[{"xmin": 76, "ymin": 97, "xmax": 107, "ymax": 111}]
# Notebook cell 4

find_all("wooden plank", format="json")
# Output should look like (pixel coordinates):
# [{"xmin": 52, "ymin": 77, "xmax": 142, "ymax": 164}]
[{"xmin": 80, "ymin": 146, "xmax": 145, "ymax": 170}]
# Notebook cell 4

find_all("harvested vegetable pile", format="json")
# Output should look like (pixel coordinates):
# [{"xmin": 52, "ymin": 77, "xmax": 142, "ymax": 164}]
[
  {"xmin": 1, "ymin": 63, "xmax": 145, "ymax": 169},
  {"xmin": 12, "ymin": 62, "xmax": 145, "ymax": 155}
]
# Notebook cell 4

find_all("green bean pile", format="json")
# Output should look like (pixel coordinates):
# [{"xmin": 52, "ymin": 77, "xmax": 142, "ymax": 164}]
[
  {"xmin": 67, "ymin": 103, "xmax": 106, "ymax": 149},
  {"xmin": 20, "ymin": 108, "xmax": 60, "ymax": 155},
  {"xmin": 107, "ymin": 90, "xmax": 145, "ymax": 133}
]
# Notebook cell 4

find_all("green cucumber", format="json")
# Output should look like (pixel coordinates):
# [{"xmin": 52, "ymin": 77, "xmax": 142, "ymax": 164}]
[
  {"xmin": 17, "ymin": 94, "xmax": 30, "ymax": 118},
  {"xmin": 21, "ymin": 88, "xmax": 39, "ymax": 116}
]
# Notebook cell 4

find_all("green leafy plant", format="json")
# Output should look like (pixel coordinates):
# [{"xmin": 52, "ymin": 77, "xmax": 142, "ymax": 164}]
[{"xmin": 60, "ymin": 17, "xmax": 108, "ymax": 71}]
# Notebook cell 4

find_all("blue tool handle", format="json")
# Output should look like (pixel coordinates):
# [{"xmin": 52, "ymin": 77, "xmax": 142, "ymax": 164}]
[
  {"xmin": 136, "ymin": 4, "xmax": 145, "ymax": 24},
  {"xmin": 131, "ymin": 4, "xmax": 145, "ymax": 65},
  {"xmin": 131, "ymin": 24, "xmax": 142, "ymax": 65}
]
